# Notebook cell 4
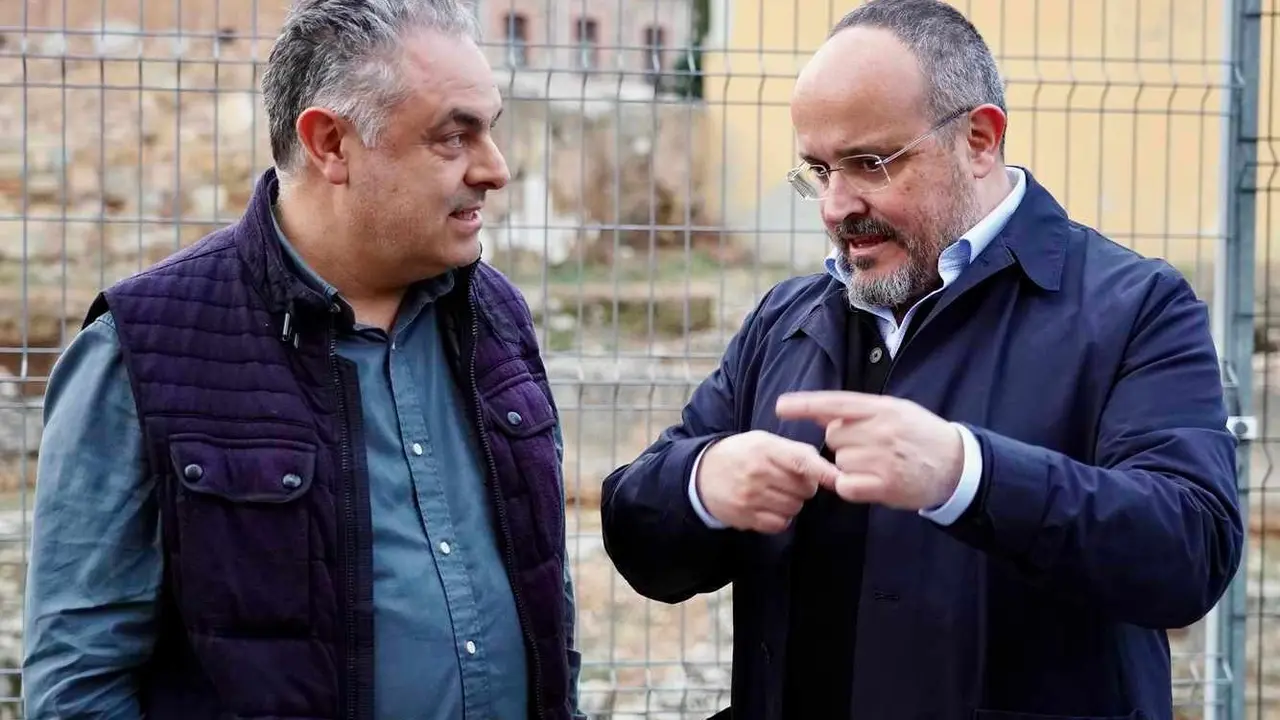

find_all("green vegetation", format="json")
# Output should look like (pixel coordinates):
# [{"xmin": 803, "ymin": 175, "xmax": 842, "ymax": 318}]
[{"xmin": 672, "ymin": 0, "xmax": 710, "ymax": 100}]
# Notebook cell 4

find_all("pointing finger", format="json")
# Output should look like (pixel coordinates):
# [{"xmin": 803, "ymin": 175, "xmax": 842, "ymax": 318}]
[{"xmin": 775, "ymin": 391, "xmax": 890, "ymax": 424}]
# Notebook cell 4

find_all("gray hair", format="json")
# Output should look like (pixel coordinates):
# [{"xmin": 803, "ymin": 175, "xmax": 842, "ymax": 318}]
[
  {"xmin": 262, "ymin": 0, "xmax": 483, "ymax": 176},
  {"xmin": 831, "ymin": 0, "xmax": 1006, "ymax": 150}
]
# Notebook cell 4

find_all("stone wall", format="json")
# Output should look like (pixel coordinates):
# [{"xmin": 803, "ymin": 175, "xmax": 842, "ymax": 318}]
[{"xmin": 0, "ymin": 19, "xmax": 729, "ymax": 465}]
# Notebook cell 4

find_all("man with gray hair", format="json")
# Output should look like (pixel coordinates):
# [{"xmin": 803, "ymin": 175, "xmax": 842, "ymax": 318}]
[
  {"xmin": 22, "ymin": 1, "xmax": 585, "ymax": 718},
  {"xmin": 601, "ymin": 1, "xmax": 1242, "ymax": 718}
]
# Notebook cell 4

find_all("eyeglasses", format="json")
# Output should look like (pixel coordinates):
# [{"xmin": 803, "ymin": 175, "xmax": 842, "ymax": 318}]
[{"xmin": 786, "ymin": 107, "xmax": 973, "ymax": 200}]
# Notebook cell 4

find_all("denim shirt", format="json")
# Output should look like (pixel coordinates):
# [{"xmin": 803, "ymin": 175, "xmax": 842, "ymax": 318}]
[{"xmin": 22, "ymin": 210, "xmax": 581, "ymax": 719}]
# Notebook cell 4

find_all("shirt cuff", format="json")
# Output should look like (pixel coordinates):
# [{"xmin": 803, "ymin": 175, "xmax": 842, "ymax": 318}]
[
  {"xmin": 688, "ymin": 443, "xmax": 729, "ymax": 529},
  {"xmin": 919, "ymin": 422, "xmax": 983, "ymax": 526}
]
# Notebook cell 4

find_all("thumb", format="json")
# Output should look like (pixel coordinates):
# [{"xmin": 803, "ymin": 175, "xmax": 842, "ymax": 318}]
[
  {"xmin": 807, "ymin": 455, "xmax": 841, "ymax": 491},
  {"xmin": 769, "ymin": 438, "xmax": 840, "ymax": 492}
]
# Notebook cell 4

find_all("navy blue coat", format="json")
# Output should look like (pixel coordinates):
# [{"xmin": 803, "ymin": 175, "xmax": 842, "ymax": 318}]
[{"xmin": 600, "ymin": 170, "xmax": 1244, "ymax": 720}]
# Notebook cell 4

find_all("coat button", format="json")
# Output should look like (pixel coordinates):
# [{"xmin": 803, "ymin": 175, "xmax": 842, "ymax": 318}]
[
  {"xmin": 506, "ymin": 411, "xmax": 523, "ymax": 425},
  {"xmin": 869, "ymin": 347, "xmax": 884, "ymax": 363},
  {"xmin": 183, "ymin": 463, "xmax": 203, "ymax": 481},
  {"xmin": 281, "ymin": 473, "xmax": 302, "ymax": 489}
]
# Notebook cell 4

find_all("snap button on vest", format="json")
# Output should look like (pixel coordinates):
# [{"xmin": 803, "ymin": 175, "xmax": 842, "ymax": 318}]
[
  {"xmin": 183, "ymin": 463, "xmax": 203, "ymax": 480},
  {"xmin": 869, "ymin": 347, "xmax": 884, "ymax": 363},
  {"xmin": 506, "ymin": 410, "xmax": 523, "ymax": 425},
  {"xmin": 282, "ymin": 473, "xmax": 302, "ymax": 489}
]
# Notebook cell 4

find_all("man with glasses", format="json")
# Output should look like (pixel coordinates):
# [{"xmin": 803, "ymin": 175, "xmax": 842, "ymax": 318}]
[{"xmin": 600, "ymin": 1, "xmax": 1242, "ymax": 718}]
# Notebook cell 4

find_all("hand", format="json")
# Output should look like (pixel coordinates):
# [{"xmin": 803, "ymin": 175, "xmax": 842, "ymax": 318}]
[
  {"xmin": 774, "ymin": 391, "xmax": 964, "ymax": 511},
  {"xmin": 695, "ymin": 430, "xmax": 839, "ymax": 533}
]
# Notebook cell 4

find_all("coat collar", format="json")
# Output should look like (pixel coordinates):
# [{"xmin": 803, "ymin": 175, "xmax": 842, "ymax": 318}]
[
  {"xmin": 994, "ymin": 166, "xmax": 1069, "ymax": 293},
  {"xmin": 785, "ymin": 278, "xmax": 849, "ymax": 367},
  {"xmin": 233, "ymin": 167, "xmax": 314, "ymax": 315}
]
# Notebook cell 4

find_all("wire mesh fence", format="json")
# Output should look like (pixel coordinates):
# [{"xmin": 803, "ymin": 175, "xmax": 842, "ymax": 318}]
[{"xmin": 0, "ymin": 0, "xmax": 1275, "ymax": 717}]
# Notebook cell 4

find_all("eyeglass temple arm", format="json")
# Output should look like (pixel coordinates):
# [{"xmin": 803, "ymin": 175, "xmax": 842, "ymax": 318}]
[
  {"xmin": 792, "ymin": 106, "xmax": 973, "ymax": 173},
  {"xmin": 878, "ymin": 107, "xmax": 974, "ymax": 166}
]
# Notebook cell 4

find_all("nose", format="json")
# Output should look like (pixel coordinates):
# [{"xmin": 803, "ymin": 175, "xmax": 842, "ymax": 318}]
[
  {"xmin": 467, "ymin": 136, "xmax": 510, "ymax": 191},
  {"xmin": 820, "ymin": 172, "xmax": 869, "ymax": 229}
]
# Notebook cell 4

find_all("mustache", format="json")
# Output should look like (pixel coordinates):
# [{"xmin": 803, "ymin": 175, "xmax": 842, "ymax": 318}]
[
  {"xmin": 450, "ymin": 193, "xmax": 486, "ymax": 212},
  {"xmin": 833, "ymin": 216, "xmax": 898, "ymax": 242}
]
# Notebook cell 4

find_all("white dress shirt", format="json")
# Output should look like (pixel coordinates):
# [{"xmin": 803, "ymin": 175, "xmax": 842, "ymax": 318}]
[{"xmin": 688, "ymin": 167, "xmax": 1028, "ymax": 529}]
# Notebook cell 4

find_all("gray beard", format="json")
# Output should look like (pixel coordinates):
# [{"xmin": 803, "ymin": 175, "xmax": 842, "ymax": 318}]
[
  {"xmin": 834, "ymin": 171, "xmax": 983, "ymax": 311},
  {"xmin": 836, "ymin": 247, "xmax": 937, "ymax": 309}
]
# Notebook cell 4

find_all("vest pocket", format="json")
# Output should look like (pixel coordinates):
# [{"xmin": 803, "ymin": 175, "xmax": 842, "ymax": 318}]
[
  {"xmin": 167, "ymin": 433, "xmax": 316, "ymax": 634},
  {"xmin": 482, "ymin": 376, "xmax": 562, "ymax": 565}
]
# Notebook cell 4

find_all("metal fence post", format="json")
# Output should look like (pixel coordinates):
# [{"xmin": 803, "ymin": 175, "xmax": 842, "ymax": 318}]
[{"xmin": 1218, "ymin": 0, "xmax": 1263, "ymax": 717}]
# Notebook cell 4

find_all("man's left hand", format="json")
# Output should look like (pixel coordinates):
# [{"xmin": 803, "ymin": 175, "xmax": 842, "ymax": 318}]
[{"xmin": 775, "ymin": 391, "xmax": 964, "ymax": 511}]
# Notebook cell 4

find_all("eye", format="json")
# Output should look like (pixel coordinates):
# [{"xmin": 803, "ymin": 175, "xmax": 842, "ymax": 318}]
[
  {"xmin": 444, "ymin": 134, "xmax": 466, "ymax": 149},
  {"xmin": 850, "ymin": 156, "xmax": 883, "ymax": 174}
]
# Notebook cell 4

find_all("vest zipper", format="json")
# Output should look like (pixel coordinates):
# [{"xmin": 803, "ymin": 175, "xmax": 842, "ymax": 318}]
[
  {"xmin": 465, "ymin": 291, "xmax": 548, "ymax": 720},
  {"xmin": 328, "ymin": 310, "xmax": 359, "ymax": 719}
]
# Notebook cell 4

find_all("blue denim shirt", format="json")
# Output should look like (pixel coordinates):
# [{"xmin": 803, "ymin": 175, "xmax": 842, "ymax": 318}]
[{"xmin": 22, "ymin": 210, "xmax": 581, "ymax": 719}]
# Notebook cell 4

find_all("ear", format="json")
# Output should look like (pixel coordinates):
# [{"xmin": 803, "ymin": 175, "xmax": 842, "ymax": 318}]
[
  {"xmin": 295, "ymin": 107, "xmax": 353, "ymax": 185},
  {"xmin": 964, "ymin": 104, "xmax": 1006, "ymax": 178}
]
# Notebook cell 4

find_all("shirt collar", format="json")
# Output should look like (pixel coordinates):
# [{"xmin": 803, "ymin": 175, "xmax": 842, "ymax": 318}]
[
  {"xmin": 824, "ymin": 166, "xmax": 1027, "ymax": 300},
  {"xmin": 270, "ymin": 204, "xmax": 341, "ymax": 303},
  {"xmin": 268, "ymin": 204, "xmax": 456, "ymax": 324}
]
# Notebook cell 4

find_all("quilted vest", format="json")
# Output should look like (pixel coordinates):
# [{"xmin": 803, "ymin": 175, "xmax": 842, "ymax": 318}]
[{"xmin": 82, "ymin": 168, "xmax": 572, "ymax": 720}]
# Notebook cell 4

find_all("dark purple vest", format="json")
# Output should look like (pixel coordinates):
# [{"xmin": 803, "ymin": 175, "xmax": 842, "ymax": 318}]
[{"xmin": 83, "ymin": 169, "xmax": 572, "ymax": 720}]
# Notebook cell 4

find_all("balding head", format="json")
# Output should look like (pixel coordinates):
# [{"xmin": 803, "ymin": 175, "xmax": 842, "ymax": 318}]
[
  {"xmin": 792, "ymin": 26, "xmax": 928, "ymax": 169},
  {"xmin": 826, "ymin": 0, "xmax": 1006, "ymax": 144}
]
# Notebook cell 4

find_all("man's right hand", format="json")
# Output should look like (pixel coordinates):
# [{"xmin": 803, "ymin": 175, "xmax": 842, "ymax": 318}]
[{"xmin": 694, "ymin": 431, "xmax": 840, "ymax": 533}]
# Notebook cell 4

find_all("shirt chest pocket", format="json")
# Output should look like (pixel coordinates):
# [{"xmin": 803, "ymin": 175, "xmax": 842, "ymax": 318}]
[{"xmin": 167, "ymin": 433, "xmax": 316, "ymax": 634}]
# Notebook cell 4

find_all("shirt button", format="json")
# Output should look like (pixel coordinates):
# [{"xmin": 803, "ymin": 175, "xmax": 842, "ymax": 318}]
[
  {"xmin": 869, "ymin": 347, "xmax": 884, "ymax": 363},
  {"xmin": 411, "ymin": 442, "xmax": 424, "ymax": 456},
  {"xmin": 439, "ymin": 541, "xmax": 451, "ymax": 555},
  {"xmin": 465, "ymin": 640, "xmax": 477, "ymax": 655}
]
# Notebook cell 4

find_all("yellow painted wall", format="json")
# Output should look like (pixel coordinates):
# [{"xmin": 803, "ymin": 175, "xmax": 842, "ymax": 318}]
[{"xmin": 699, "ymin": 0, "xmax": 1277, "ymax": 282}]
